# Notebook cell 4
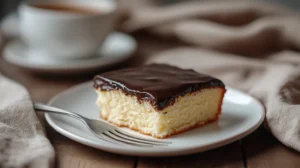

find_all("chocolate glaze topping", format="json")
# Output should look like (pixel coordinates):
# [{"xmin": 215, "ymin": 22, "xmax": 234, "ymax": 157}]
[{"xmin": 94, "ymin": 64, "xmax": 225, "ymax": 110}]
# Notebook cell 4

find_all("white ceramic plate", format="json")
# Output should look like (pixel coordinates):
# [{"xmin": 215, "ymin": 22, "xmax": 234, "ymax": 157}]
[
  {"xmin": 3, "ymin": 32, "xmax": 136, "ymax": 74},
  {"xmin": 45, "ymin": 81, "xmax": 265, "ymax": 156}
]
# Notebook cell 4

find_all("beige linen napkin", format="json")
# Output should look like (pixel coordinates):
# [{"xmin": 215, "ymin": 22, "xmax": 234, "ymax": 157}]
[
  {"xmin": 0, "ymin": 74, "xmax": 54, "ymax": 168},
  {"xmin": 123, "ymin": 0, "xmax": 300, "ymax": 152}
]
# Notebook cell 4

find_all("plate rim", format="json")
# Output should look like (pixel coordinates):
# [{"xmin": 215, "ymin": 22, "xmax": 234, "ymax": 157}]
[
  {"xmin": 3, "ymin": 32, "xmax": 136, "ymax": 72},
  {"xmin": 45, "ymin": 81, "xmax": 265, "ymax": 157}
]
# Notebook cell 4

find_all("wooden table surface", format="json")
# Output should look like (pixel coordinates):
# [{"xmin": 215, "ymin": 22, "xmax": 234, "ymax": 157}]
[{"xmin": 1, "ymin": 33, "xmax": 300, "ymax": 168}]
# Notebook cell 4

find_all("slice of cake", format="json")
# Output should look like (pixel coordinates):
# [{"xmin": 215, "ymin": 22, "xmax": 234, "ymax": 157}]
[{"xmin": 93, "ymin": 64, "xmax": 226, "ymax": 139}]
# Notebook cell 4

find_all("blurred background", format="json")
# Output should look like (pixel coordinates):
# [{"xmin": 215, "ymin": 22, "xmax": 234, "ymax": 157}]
[{"xmin": 0, "ymin": 0, "xmax": 300, "ymax": 20}]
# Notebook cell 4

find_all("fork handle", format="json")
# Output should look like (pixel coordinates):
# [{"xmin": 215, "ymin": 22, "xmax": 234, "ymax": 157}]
[{"xmin": 33, "ymin": 102, "xmax": 84, "ymax": 121}]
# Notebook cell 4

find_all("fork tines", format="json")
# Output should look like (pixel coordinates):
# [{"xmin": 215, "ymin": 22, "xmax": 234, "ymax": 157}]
[{"xmin": 102, "ymin": 129, "xmax": 172, "ymax": 147}]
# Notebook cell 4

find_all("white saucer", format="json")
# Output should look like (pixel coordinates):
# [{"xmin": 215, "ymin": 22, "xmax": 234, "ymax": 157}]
[
  {"xmin": 45, "ymin": 81, "xmax": 265, "ymax": 157},
  {"xmin": 3, "ymin": 32, "xmax": 137, "ymax": 74}
]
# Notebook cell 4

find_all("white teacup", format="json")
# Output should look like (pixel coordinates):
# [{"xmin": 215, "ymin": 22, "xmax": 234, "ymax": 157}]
[{"xmin": 19, "ymin": 0, "xmax": 118, "ymax": 59}]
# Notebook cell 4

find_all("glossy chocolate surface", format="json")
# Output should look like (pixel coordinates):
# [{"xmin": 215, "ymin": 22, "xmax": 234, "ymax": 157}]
[{"xmin": 94, "ymin": 64, "xmax": 225, "ymax": 110}]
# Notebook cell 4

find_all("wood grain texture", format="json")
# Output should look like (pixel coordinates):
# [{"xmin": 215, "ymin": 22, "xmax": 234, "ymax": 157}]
[
  {"xmin": 137, "ymin": 142, "xmax": 244, "ymax": 168},
  {"xmin": 243, "ymin": 127, "xmax": 300, "ymax": 168}
]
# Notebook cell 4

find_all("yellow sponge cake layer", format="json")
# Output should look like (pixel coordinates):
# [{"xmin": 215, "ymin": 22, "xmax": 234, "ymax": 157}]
[
  {"xmin": 96, "ymin": 87, "xmax": 225, "ymax": 139},
  {"xmin": 94, "ymin": 64, "xmax": 226, "ymax": 139}
]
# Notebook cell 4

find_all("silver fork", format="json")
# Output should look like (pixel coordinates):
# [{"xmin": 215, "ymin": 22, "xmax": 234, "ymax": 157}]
[{"xmin": 34, "ymin": 103, "xmax": 171, "ymax": 147}]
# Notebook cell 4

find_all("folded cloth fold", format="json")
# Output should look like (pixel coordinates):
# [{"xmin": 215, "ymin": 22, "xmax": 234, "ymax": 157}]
[
  {"xmin": 123, "ymin": 0, "xmax": 300, "ymax": 152},
  {"xmin": 0, "ymin": 74, "xmax": 54, "ymax": 168},
  {"xmin": 123, "ymin": 0, "xmax": 300, "ymax": 55}
]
